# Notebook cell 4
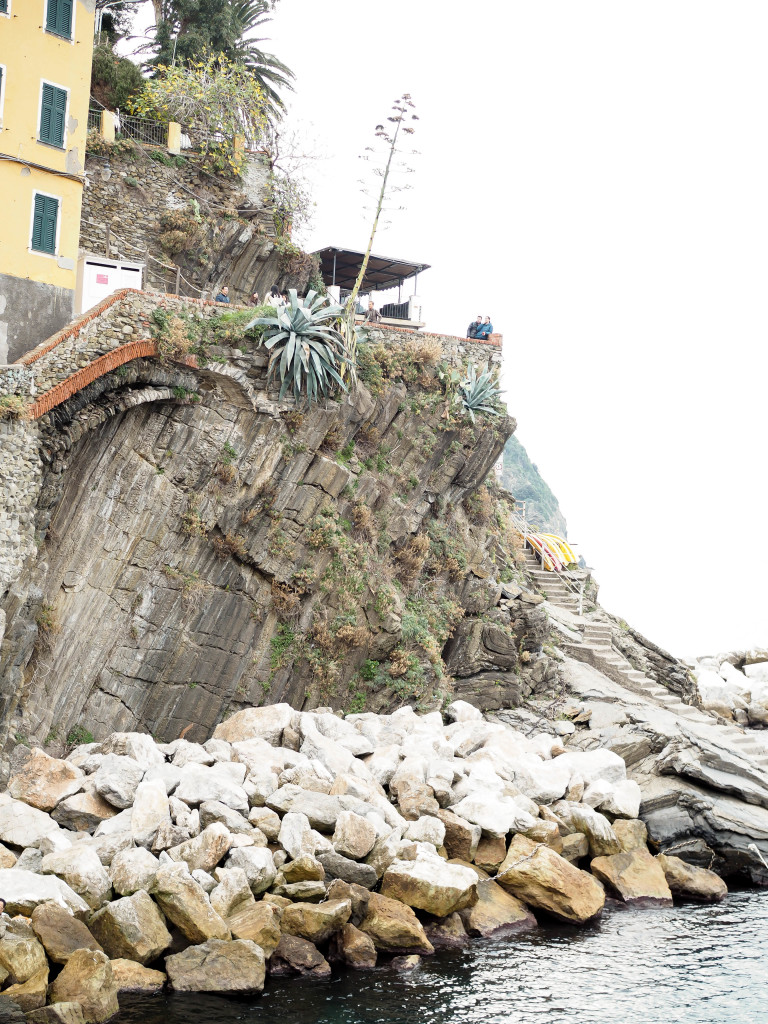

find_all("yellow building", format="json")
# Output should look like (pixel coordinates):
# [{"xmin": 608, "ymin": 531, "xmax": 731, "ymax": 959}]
[{"xmin": 0, "ymin": 0, "xmax": 95, "ymax": 363}]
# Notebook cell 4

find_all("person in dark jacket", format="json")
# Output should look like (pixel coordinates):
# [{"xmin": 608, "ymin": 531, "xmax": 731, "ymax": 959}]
[
  {"xmin": 476, "ymin": 316, "xmax": 493, "ymax": 339},
  {"xmin": 467, "ymin": 315, "xmax": 482, "ymax": 338},
  {"xmin": 215, "ymin": 286, "xmax": 230, "ymax": 303}
]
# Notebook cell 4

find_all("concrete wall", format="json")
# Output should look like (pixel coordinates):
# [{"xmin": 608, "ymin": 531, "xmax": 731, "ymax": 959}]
[{"xmin": 0, "ymin": 276, "xmax": 75, "ymax": 365}]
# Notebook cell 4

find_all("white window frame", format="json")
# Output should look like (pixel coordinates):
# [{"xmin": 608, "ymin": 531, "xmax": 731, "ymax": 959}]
[
  {"xmin": 0, "ymin": 65, "xmax": 6, "ymax": 131},
  {"xmin": 29, "ymin": 189, "xmax": 63, "ymax": 259},
  {"xmin": 0, "ymin": 2, "xmax": 11, "ymax": 21},
  {"xmin": 38, "ymin": 77, "xmax": 70, "ymax": 150},
  {"xmin": 43, "ymin": 0, "xmax": 76, "ymax": 44}
]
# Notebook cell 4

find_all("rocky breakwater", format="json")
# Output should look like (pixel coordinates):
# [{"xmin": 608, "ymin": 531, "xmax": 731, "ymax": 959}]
[
  {"xmin": 690, "ymin": 648, "xmax": 768, "ymax": 728},
  {"xmin": 0, "ymin": 700, "xmax": 728, "ymax": 1020}
]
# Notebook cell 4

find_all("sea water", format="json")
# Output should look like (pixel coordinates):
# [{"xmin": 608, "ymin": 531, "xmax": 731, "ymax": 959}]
[{"xmin": 115, "ymin": 890, "xmax": 768, "ymax": 1024}]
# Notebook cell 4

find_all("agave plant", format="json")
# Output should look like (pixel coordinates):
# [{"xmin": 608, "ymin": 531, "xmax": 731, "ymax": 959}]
[
  {"xmin": 457, "ymin": 363, "xmax": 504, "ymax": 423},
  {"xmin": 246, "ymin": 289, "xmax": 354, "ymax": 405}
]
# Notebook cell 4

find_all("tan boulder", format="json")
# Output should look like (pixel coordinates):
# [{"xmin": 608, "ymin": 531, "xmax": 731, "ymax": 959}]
[
  {"xmin": 561, "ymin": 833, "xmax": 589, "ymax": 864},
  {"xmin": 460, "ymin": 878, "xmax": 537, "ymax": 938},
  {"xmin": 109, "ymin": 848, "xmax": 159, "ymax": 897},
  {"xmin": 41, "ymin": 847, "xmax": 112, "ymax": 910},
  {"xmin": 438, "ymin": 810, "xmax": 481, "ymax": 861},
  {"xmin": 166, "ymin": 823, "xmax": 232, "ymax": 874},
  {"xmin": 152, "ymin": 864, "xmax": 230, "ymax": 943},
  {"xmin": 332, "ymin": 812, "xmax": 377, "ymax": 860},
  {"xmin": 423, "ymin": 912, "xmax": 469, "ymax": 950},
  {"xmin": 0, "ymin": 843, "xmax": 17, "ymax": 869},
  {"xmin": 51, "ymin": 790, "xmax": 118, "ymax": 834},
  {"xmin": 394, "ymin": 779, "xmax": 439, "ymax": 820},
  {"xmin": 359, "ymin": 892, "xmax": 434, "ymax": 954},
  {"xmin": 26, "ymin": 1003, "xmax": 86, "ymax": 1024},
  {"xmin": 165, "ymin": 939, "xmax": 265, "ymax": 994},
  {"xmin": 89, "ymin": 890, "xmax": 172, "ymax": 964},
  {"xmin": 590, "ymin": 848, "xmax": 673, "ymax": 906},
  {"xmin": 0, "ymin": 918, "xmax": 48, "ymax": 983},
  {"xmin": 213, "ymin": 704, "xmax": 293, "ymax": 745},
  {"xmin": 381, "ymin": 855, "xmax": 477, "ymax": 917},
  {"xmin": 31, "ymin": 903, "xmax": 103, "ymax": 964},
  {"xmin": 109, "ymin": 959, "xmax": 166, "ymax": 993},
  {"xmin": 209, "ymin": 868, "xmax": 255, "ymax": 920},
  {"xmin": 335, "ymin": 923, "xmax": 377, "ymax": 968},
  {"xmin": 4, "ymin": 966, "xmax": 48, "ymax": 1012},
  {"xmin": 518, "ymin": 820, "xmax": 563, "ymax": 853},
  {"xmin": 496, "ymin": 834, "xmax": 604, "ymax": 924},
  {"xmin": 281, "ymin": 898, "xmax": 352, "ymax": 944},
  {"xmin": 473, "ymin": 836, "xmax": 506, "ymax": 873},
  {"xmin": 325, "ymin": 879, "xmax": 370, "ymax": 925},
  {"xmin": 9, "ymin": 749, "xmax": 83, "ymax": 812},
  {"xmin": 268, "ymin": 935, "xmax": 331, "ymax": 978},
  {"xmin": 0, "ymin": 797, "xmax": 60, "ymax": 848},
  {"xmin": 656, "ymin": 854, "xmax": 728, "ymax": 903},
  {"xmin": 227, "ymin": 902, "xmax": 282, "ymax": 958},
  {"xmin": 0, "ymin": 869, "xmax": 90, "ymax": 919},
  {"xmin": 50, "ymin": 949, "xmax": 119, "ymax": 1023},
  {"xmin": 550, "ymin": 801, "xmax": 620, "ymax": 857},
  {"xmin": 613, "ymin": 819, "xmax": 648, "ymax": 853},
  {"xmin": 281, "ymin": 854, "xmax": 325, "ymax": 883}
]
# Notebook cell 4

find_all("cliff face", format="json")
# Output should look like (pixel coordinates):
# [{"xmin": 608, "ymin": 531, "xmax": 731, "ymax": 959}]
[
  {"xmin": 0, "ymin": 322, "xmax": 560, "ymax": 751},
  {"xmin": 500, "ymin": 435, "xmax": 568, "ymax": 537},
  {"xmin": 81, "ymin": 147, "xmax": 310, "ymax": 302}
]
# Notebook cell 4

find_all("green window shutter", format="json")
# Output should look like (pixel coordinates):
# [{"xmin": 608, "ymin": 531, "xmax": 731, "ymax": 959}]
[
  {"xmin": 46, "ymin": 0, "xmax": 72, "ymax": 37},
  {"xmin": 32, "ymin": 195, "xmax": 59, "ymax": 255},
  {"xmin": 40, "ymin": 84, "xmax": 67, "ymax": 147}
]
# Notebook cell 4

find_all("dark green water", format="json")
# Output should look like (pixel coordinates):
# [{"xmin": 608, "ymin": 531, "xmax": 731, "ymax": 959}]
[{"xmin": 116, "ymin": 891, "xmax": 768, "ymax": 1024}]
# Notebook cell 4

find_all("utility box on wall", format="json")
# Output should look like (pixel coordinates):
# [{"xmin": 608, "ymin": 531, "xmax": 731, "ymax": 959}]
[{"xmin": 75, "ymin": 257, "xmax": 144, "ymax": 315}]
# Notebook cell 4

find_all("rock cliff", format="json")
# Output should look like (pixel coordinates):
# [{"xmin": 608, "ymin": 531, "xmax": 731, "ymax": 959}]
[{"xmin": 1, "ymin": 315, "xmax": 554, "ymax": 754}]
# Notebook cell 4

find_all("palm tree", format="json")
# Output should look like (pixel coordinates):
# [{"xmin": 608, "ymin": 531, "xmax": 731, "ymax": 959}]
[{"xmin": 230, "ymin": 0, "xmax": 294, "ymax": 116}]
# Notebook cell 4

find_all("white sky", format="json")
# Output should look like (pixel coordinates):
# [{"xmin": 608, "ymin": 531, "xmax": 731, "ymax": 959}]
[{"xmin": 130, "ymin": 1, "xmax": 767, "ymax": 658}]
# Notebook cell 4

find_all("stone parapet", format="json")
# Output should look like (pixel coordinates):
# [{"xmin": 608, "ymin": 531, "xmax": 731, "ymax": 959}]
[{"xmin": 364, "ymin": 326, "xmax": 503, "ymax": 371}]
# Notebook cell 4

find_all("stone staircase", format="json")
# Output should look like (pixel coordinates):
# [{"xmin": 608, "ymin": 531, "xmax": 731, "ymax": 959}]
[
  {"xmin": 522, "ymin": 550, "xmax": 581, "ymax": 613},
  {"xmin": 569, "ymin": 623, "xmax": 768, "ymax": 768}
]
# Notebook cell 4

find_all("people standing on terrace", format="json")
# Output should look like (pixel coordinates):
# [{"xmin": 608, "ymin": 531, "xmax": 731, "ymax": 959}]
[
  {"xmin": 364, "ymin": 300, "xmax": 381, "ymax": 323},
  {"xmin": 467, "ymin": 315, "xmax": 482, "ymax": 338},
  {"xmin": 476, "ymin": 316, "xmax": 493, "ymax": 339}
]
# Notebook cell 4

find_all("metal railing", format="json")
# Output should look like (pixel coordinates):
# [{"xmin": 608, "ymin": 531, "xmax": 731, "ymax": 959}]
[
  {"xmin": 87, "ymin": 109, "xmax": 101, "ymax": 132},
  {"xmin": 511, "ymin": 501, "xmax": 588, "ymax": 615},
  {"xmin": 115, "ymin": 113, "xmax": 168, "ymax": 148}
]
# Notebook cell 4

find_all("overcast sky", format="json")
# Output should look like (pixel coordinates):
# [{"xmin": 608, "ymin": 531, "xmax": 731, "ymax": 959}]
[{"xmin": 130, "ymin": 1, "xmax": 766, "ymax": 658}]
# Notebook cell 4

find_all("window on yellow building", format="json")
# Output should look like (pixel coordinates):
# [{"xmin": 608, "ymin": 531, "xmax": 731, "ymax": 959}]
[
  {"xmin": 31, "ymin": 194, "xmax": 60, "ymax": 256},
  {"xmin": 46, "ymin": 0, "xmax": 73, "ymax": 39},
  {"xmin": 39, "ymin": 83, "xmax": 68, "ymax": 148},
  {"xmin": 0, "ymin": 2, "xmax": 8, "ymax": 16}
]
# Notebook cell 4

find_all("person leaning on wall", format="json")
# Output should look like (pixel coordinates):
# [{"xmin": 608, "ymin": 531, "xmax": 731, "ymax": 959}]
[
  {"xmin": 467, "ymin": 315, "xmax": 482, "ymax": 338},
  {"xmin": 475, "ymin": 316, "xmax": 493, "ymax": 339}
]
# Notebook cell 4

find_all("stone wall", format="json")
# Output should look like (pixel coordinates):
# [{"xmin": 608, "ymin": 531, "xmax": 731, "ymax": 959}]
[
  {"xmin": 0, "ymin": 367, "xmax": 42, "ymax": 596},
  {"xmin": 81, "ymin": 149, "xmax": 280, "ymax": 301},
  {"xmin": 364, "ymin": 325, "xmax": 504, "ymax": 371}
]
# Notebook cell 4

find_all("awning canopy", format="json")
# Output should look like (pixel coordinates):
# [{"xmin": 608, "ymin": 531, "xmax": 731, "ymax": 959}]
[{"xmin": 312, "ymin": 246, "xmax": 430, "ymax": 292}]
